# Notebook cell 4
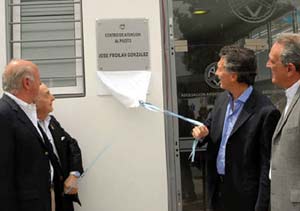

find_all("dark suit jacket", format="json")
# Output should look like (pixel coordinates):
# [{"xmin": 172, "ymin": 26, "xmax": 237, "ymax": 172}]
[
  {"xmin": 48, "ymin": 116, "xmax": 83, "ymax": 211},
  {"xmin": 0, "ymin": 94, "xmax": 52, "ymax": 211},
  {"xmin": 199, "ymin": 89, "xmax": 280, "ymax": 211}
]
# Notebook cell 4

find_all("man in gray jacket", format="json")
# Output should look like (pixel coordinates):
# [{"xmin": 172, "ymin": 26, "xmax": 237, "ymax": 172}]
[{"xmin": 267, "ymin": 33, "xmax": 300, "ymax": 211}]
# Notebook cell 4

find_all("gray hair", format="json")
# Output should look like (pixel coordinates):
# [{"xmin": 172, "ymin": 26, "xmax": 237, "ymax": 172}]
[
  {"xmin": 275, "ymin": 33, "xmax": 300, "ymax": 71},
  {"xmin": 2, "ymin": 59, "xmax": 35, "ymax": 93}
]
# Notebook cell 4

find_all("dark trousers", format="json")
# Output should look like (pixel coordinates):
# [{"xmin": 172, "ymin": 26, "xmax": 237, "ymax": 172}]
[
  {"xmin": 213, "ymin": 175, "xmax": 225, "ymax": 211},
  {"xmin": 212, "ymin": 175, "xmax": 258, "ymax": 211}
]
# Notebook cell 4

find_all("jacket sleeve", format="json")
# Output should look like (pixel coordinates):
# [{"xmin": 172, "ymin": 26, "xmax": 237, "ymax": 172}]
[
  {"xmin": 196, "ymin": 111, "xmax": 212, "ymax": 148},
  {"xmin": 51, "ymin": 116, "xmax": 84, "ymax": 174},
  {"xmin": 255, "ymin": 107, "xmax": 280, "ymax": 211},
  {"xmin": 196, "ymin": 93, "xmax": 222, "ymax": 149},
  {"xmin": 0, "ymin": 112, "xmax": 18, "ymax": 210}
]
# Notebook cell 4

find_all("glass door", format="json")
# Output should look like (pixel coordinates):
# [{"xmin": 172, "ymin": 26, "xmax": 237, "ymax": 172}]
[{"xmin": 169, "ymin": 1, "xmax": 300, "ymax": 210}]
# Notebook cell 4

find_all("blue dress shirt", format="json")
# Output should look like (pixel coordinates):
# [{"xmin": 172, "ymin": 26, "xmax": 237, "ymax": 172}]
[{"xmin": 216, "ymin": 86, "xmax": 253, "ymax": 175}]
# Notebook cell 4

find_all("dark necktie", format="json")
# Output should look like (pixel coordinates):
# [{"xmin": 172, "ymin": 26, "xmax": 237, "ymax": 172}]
[{"xmin": 38, "ymin": 124, "xmax": 61, "ymax": 171}]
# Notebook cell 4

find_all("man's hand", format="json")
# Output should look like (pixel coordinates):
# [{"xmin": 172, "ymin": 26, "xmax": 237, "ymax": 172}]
[
  {"xmin": 192, "ymin": 125, "xmax": 209, "ymax": 140},
  {"xmin": 64, "ymin": 175, "xmax": 78, "ymax": 195}
]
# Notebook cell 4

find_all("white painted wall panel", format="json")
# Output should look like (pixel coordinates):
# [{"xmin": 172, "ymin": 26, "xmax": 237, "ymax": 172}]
[
  {"xmin": 0, "ymin": 0, "xmax": 168, "ymax": 211},
  {"xmin": 54, "ymin": 0, "xmax": 167, "ymax": 210},
  {"xmin": 0, "ymin": 1, "xmax": 6, "ymax": 87}
]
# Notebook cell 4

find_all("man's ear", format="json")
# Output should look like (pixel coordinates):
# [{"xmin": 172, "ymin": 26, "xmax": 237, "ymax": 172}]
[
  {"xmin": 287, "ymin": 63, "xmax": 296, "ymax": 72},
  {"xmin": 22, "ymin": 77, "xmax": 31, "ymax": 90},
  {"xmin": 231, "ymin": 72, "xmax": 238, "ymax": 82}
]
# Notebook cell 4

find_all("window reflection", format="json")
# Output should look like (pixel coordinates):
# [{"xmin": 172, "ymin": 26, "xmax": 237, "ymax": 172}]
[
  {"xmin": 271, "ymin": 11, "xmax": 294, "ymax": 41},
  {"xmin": 173, "ymin": 1, "xmax": 300, "ymax": 211}
]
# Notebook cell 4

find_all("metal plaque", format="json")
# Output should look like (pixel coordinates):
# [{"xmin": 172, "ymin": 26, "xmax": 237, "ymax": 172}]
[{"xmin": 96, "ymin": 18, "xmax": 150, "ymax": 71}]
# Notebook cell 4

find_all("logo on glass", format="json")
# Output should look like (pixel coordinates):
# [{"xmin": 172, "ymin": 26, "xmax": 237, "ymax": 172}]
[
  {"xmin": 227, "ymin": 0, "xmax": 277, "ymax": 23},
  {"xmin": 204, "ymin": 62, "xmax": 220, "ymax": 89}
]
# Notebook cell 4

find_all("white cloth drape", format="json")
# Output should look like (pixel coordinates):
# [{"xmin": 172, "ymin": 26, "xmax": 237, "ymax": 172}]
[{"xmin": 97, "ymin": 71, "xmax": 151, "ymax": 108}]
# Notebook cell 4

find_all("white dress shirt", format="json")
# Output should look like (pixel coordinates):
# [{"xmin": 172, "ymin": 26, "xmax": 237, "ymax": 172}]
[
  {"xmin": 38, "ymin": 116, "xmax": 60, "ymax": 159},
  {"xmin": 5, "ymin": 92, "xmax": 42, "ymax": 137},
  {"xmin": 38, "ymin": 116, "xmax": 60, "ymax": 183},
  {"xmin": 284, "ymin": 80, "xmax": 300, "ymax": 116}
]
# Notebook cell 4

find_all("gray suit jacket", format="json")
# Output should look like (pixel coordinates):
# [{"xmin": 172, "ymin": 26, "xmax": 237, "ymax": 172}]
[{"xmin": 271, "ymin": 86, "xmax": 300, "ymax": 211}]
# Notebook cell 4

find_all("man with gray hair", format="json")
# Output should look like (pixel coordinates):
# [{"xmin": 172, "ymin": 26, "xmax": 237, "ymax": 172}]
[
  {"xmin": 267, "ymin": 33, "xmax": 300, "ymax": 211},
  {"xmin": 36, "ymin": 83, "xmax": 83, "ymax": 211},
  {"xmin": 0, "ymin": 59, "xmax": 57, "ymax": 211}
]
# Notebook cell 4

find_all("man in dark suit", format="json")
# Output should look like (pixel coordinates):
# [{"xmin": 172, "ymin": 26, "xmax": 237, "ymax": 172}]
[
  {"xmin": 36, "ymin": 83, "xmax": 84, "ymax": 211},
  {"xmin": 267, "ymin": 33, "xmax": 300, "ymax": 211},
  {"xmin": 192, "ymin": 46, "xmax": 280, "ymax": 211},
  {"xmin": 0, "ymin": 59, "xmax": 54, "ymax": 211}
]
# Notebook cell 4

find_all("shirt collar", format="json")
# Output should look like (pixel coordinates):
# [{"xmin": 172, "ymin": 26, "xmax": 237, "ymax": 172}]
[
  {"xmin": 39, "ymin": 115, "xmax": 51, "ymax": 128},
  {"xmin": 4, "ymin": 91, "xmax": 36, "ymax": 110},
  {"xmin": 228, "ymin": 85, "xmax": 253, "ymax": 103},
  {"xmin": 285, "ymin": 80, "xmax": 300, "ymax": 101}
]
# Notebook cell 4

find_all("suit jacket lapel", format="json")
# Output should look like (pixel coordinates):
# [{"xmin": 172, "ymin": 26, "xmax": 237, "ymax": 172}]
[
  {"xmin": 230, "ymin": 90, "xmax": 255, "ymax": 137},
  {"xmin": 273, "ymin": 87, "xmax": 300, "ymax": 140},
  {"xmin": 3, "ymin": 95, "xmax": 63, "ymax": 176},
  {"xmin": 48, "ymin": 118, "xmax": 64, "ymax": 159},
  {"xmin": 214, "ymin": 93, "xmax": 229, "ymax": 144}
]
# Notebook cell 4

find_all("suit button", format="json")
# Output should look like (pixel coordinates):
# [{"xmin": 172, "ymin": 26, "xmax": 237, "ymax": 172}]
[
  {"xmin": 45, "ymin": 151, "xmax": 49, "ymax": 155},
  {"xmin": 60, "ymin": 176, "xmax": 64, "ymax": 181}
]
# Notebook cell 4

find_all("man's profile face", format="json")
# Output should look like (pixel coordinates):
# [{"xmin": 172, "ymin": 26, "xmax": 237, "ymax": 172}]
[
  {"xmin": 36, "ymin": 84, "xmax": 55, "ymax": 115},
  {"xmin": 267, "ymin": 42, "xmax": 289, "ymax": 88},
  {"xmin": 215, "ymin": 57, "xmax": 236, "ymax": 91}
]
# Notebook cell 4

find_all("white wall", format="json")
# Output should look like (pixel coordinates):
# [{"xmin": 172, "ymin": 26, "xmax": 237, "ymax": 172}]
[
  {"xmin": 0, "ymin": 1, "xmax": 6, "ymax": 77},
  {"xmin": 0, "ymin": 1, "xmax": 168, "ymax": 211}
]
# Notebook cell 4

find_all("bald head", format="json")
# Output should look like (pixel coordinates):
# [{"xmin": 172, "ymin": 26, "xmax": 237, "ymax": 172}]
[{"xmin": 2, "ymin": 59, "xmax": 41, "ymax": 103}]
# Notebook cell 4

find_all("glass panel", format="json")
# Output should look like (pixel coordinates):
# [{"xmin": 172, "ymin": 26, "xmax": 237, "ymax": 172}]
[
  {"xmin": 247, "ymin": 24, "xmax": 281, "ymax": 102},
  {"xmin": 249, "ymin": 24, "xmax": 268, "ymax": 39},
  {"xmin": 271, "ymin": 11, "xmax": 294, "ymax": 43},
  {"xmin": 172, "ymin": 1, "xmax": 297, "ymax": 210},
  {"xmin": 20, "ymin": 0, "xmax": 77, "ymax": 87}
]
